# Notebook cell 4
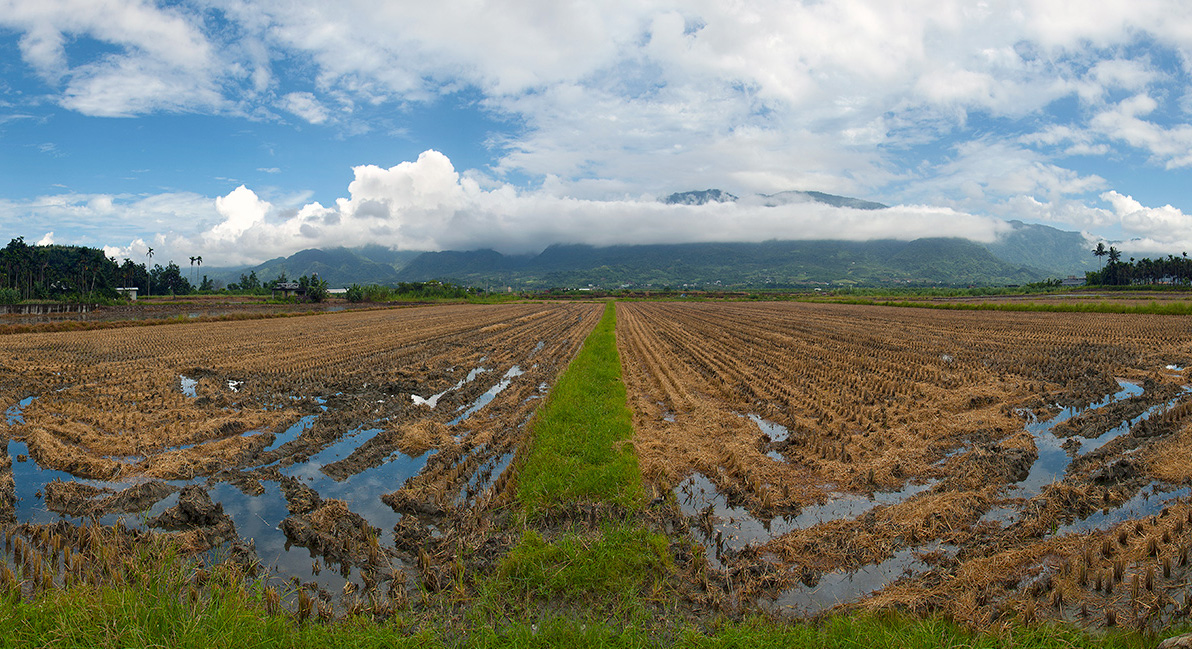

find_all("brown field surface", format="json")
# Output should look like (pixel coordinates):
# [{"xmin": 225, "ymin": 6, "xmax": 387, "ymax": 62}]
[
  {"xmin": 901, "ymin": 290, "xmax": 1192, "ymax": 308},
  {"xmin": 0, "ymin": 302, "xmax": 602, "ymax": 601},
  {"xmin": 617, "ymin": 301, "xmax": 1192, "ymax": 628}
]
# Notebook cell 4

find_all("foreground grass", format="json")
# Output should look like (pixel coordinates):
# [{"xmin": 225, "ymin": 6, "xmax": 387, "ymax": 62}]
[
  {"xmin": 0, "ymin": 570, "xmax": 1170, "ymax": 649},
  {"xmin": 516, "ymin": 301, "xmax": 643, "ymax": 511}
]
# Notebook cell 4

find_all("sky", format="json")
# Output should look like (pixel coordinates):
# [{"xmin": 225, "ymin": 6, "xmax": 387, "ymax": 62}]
[{"xmin": 5, "ymin": 1, "xmax": 1192, "ymax": 267}]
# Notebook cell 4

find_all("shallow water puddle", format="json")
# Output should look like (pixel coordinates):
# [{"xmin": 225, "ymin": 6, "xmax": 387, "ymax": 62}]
[
  {"xmin": 748, "ymin": 414, "xmax": 789, "ymax": 443},
  {"xmin": 179, "ymin": 375, "xmax": 198, "ymax": 398},
  {"xmin": 1056, "ymin": 483, "xmax": 1192, "ymax": 535},
  {"xmin": 207, "ymin": 481, "xmax": 370, "ymax": 594},
  {"xmin": 457, "ymin": 451, "xmax": 514, "ymax": 504},
  {"xmin": 8, "ymin": 437, "xmax": 179, "ymax": 529},
  {"xmin": 767, "ymin": 542, "xmax": 955, "ymax": 616},
  {"xmin": 281, "ymin": 428, "xmax": 432, "ymax": 546},
  {"xmin": 449, "ymin": 366, "xmax": 523, "ymax": 426},
  {"xmin": 676, "ymin": 472, "xmax": 935, "ymax": 569},
  {"xmin": 5, "ymin": 396, "xmax": 35, "ymax": 425},
  {"xmin": 978, "ymin": 380, "xmax": 1166, "ymax": 527},
  {"xmin": 10, "ymin": 439, "xmax": 83, "ymax": 525},
  {"xmin": 747, "ymin": 415, "xmax": 790, "ymax": 462},
  {"xmin": 2, "ymin": 394, "xmax": 427, "ymax": 593},
  {"xmin": 262, "ymin": 414, "xmax": 319, "ymax": 454},
  {"xmin": 1015, "ymin": 380, "xmax": 1144, "ymax": 498},
  {"xmin": 410, "ymin": 367, "xmax": 488, "ymax": 408}
]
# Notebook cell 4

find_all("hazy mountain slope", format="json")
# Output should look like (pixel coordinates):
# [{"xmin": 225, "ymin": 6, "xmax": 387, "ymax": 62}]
[
  {"xmin": 206, "ymin": 247, "xmax": 423, "ymax": 287},
  {"xmin": 980, "ymin": 220, "xmax": 1094, "ymax": 276},
  {"xmin": 397, "ymin": 238, "xmax": 1046, "ymax": 288}
]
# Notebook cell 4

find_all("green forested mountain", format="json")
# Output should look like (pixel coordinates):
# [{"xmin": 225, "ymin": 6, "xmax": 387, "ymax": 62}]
[
  {"xmin": 396, "ymin": 238, "xmax": 1047, "ymax": 289},
  {"xmin": 208, "ymin": 246, "xmax": 423, "ymax": 288},
  {"xmin": 982, "ymin": 220, "xmax": 1095, "ymax": 276}
]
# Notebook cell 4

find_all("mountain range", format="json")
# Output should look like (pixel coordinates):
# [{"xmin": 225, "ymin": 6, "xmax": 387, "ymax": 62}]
[{"xmin": 205, "ymin": 190, "xmax": 1098, "ymax": 290}]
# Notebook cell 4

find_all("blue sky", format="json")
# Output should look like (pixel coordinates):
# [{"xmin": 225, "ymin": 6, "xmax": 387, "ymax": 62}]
[{"xmin": 4, "ymin": 0, "xmax": 1192, "ymax": 266}]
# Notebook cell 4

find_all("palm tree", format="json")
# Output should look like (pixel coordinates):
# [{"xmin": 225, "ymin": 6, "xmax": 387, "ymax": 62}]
[
  {"xmin": 146, "ymin": 247, "xmax": 154, "ymax": 297},
  {"xmin": 1093, "ymin": 242, "xmax": 1107, "ymax": 272},
  {"xmin": 195, "ymin": 256, "xmax": 203, "ymax": 289}
]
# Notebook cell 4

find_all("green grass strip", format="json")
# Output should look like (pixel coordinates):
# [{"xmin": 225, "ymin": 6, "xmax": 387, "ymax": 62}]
[{"xmin": 516, "ymin": 302, "xmax": 643, "ymax": 511}]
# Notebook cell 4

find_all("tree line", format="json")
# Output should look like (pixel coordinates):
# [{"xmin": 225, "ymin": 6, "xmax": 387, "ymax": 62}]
[
  {"xmin": 0, "ymin": 238, "xmax": 329, "ymax": 304},
  {"xmin": 1087, "ymin": 242, "xmax": 1192, "ymax": 286}
]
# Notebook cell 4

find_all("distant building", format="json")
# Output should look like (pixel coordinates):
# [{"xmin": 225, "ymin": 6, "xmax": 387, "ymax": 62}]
[
  {"xmin": 1061, "ymin": 276, "xmax": 1086, "ymax": 287},
  {"xmin": 115, "ymin": 287, "xmax": 138, "ymax": 301},
  {"xmin": 272, "ymin": 281, "xmax": 301, "ymax": 299}
]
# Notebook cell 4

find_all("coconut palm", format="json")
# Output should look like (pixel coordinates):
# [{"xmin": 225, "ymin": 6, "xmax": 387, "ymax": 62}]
[
  {"xmin": 146, "ymin": 247, "xmax": 154, "ymax": 297},
  {"xmin": 1093, "ymin": 242, "xmax": 1107, "ymax": 271}
]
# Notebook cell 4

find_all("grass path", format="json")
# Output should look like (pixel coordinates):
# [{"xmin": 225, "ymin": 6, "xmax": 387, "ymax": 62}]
[{"xmin": 516, "ymin": 301, "xmax": 643, "ymax": 511}]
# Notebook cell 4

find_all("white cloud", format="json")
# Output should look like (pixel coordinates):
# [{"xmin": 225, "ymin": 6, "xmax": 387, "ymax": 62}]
[
  {"xmin": 1090, "ymin": 95, "xmax": 1192, "ymax": 168},
  {"xmin": 1101, "ymin": 191, "xmax": 1192, "ymax": 241},
  {"xmin": 1, "ymin": 0, "xmax": 223, "ymax": 116},
  {"xmin": 211, "ymin": 186, "xmax": 270, "ymax": 241},
  {"xmin": 8, "ymin": 0, "xmax": 1192, "ymax": 256},
  {"xmin": 190, "ymin": 149, "xmax": 1009, "ymax": 264},
  {"xmin": 911, "ymin": 140, "xmax": 1108, "ymax": 211},
  {"xmin": 278, "ymin": 91, "xmax": 329, "ymax": 124},
  {"xmin": 36, "ymin": 231, "xmax": 53, "ymax": 245},
  {"xmin": 0, "ymin": 191, "xmax": 216, "ymax": 260}
]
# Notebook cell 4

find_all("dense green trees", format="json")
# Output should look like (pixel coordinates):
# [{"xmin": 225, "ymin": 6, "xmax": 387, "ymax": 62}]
[
  {"xmin": 1086, "ymin": 245, "xmax": 1192, "ymax": 286},
  {"xmin": 0, "ymin": 238, "xmax": 207, "ymax": 301},
  {"xmin": 345, "ymin": 280, "xmax": 478, "ymax": 302},
  {"xmin": 1, "ymin": 237, "xmax": 121, "ymax": 301}
]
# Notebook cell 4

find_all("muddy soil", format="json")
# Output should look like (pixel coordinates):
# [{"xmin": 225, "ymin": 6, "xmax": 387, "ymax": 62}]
[
  {"xmin": 0, "ymin": 302, "xmax": 602, "ymax": 605},
  {"xmin": 617, "ymin": 301, "xmax": 1192, "ymax": 628}
]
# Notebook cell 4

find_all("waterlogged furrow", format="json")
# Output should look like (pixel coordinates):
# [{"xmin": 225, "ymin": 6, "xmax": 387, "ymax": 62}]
[
  {"xmin": 617, "ymin": 301, "xmax": 1192, "ymax": 627},
  {"xmin": 0, "ymin": 302, "xmax": 604, "ymax": 604}
]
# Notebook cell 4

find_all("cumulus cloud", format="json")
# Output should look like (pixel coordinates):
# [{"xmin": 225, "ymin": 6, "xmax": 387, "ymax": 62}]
[
  {"xmin": 10, "ymin": 0, "xmax": 1192, "ymax": 198},
  {"xmin": 1, "ymin": 0, "xmax": 225, "ymax": 117},
  {"xmin": 8, "ymin": 0, "xmax": 1192, "ymax": 258},
  {"xmin": 1101, "ymin": 191, "xmax": 1192, "ymax": 241},
  {"xmin": 187, "ymin": 149, "xmax": 1009, "ymax": 265}
]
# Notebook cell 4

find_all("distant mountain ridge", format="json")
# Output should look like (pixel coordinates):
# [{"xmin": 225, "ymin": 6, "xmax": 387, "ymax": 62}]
[
  {"xmin": 663, "ymin": 188, "xmax": 888, "ymax": 210},
  {"xmin": 662, "ymin": 189, "xmax": 738, "ymax": 204},
  {"xmin": 206, "ymin": 245, "xmax": 422, "ymax": 287},
  {"xmin": 201, "ymin": 189, "xmax": 1099, "ymax": 289},
  {"xmin": 397, "ymin": 238, "xmax": 1047, "ymax": 288}
]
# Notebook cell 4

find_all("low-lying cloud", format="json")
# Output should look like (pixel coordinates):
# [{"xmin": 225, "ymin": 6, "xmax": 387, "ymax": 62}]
[
  {"xmin": 188, "ymin": 150, "xmax": 1009, "ymax": 265},
  {"xmin": 12, "ymin": 150, "xmax": 1192, "ymax": 268}
]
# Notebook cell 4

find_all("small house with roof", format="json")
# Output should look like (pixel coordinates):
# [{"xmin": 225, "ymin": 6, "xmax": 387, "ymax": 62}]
[{"xmin": 272, "ymin": 281, "xmax": 301, "ymax": 299}]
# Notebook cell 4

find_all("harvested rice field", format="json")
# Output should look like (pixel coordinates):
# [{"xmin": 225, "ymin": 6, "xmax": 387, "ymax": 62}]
[
  {"xmin": 0, "ymin": 302, "xmax": 602, "ymax": 607},
  {"xmin": 617, "ymin": 300, "xmax": 1192, "ymax": 629},
  {"xmin": 4, "ymin": 298, "xmax": 1192, "ymax": 634}
]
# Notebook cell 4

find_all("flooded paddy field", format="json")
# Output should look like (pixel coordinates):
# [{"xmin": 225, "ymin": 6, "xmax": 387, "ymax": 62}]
[
  {"xmin": 0, "ymin": 302, "xmax": 602, "ymax": 609},
  {"xmin": 0, "ymin": 297, "xmax": 373, "ymax": 328},
  {"xmin": 617, "ymin": 301, "xmax": 1192, "ymax": 629},
  {"xmin": 7, "ymin": 297, "xmax": 1192, "ymax": 631}
]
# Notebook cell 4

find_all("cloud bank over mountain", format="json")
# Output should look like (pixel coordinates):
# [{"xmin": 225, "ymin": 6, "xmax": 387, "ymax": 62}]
[
  {"xmin": 109, "ymin": 150, "xmax": 1014, "ymax": 265},
  {"xmin": 4, "ymin": 1, "xmax": 1192, "ymax": 265}
]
